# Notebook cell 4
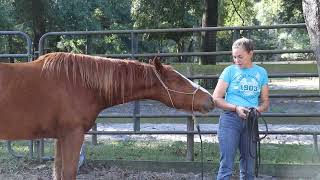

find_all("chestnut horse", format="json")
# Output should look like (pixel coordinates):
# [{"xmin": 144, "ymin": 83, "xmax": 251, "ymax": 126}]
[{"xmin": 0, "ymin": 52, "xmax": 215, "ymax": 180}]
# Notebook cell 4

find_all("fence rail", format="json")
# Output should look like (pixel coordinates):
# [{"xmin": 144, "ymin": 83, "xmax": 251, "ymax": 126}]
[
  {"xmin": 86, "ymin": 71, "xmax": 320, "ymax": 161},
  {"xmin": 2, "ymin": 24, "xmax": 320, "ymax": 164},
  {"xmin": 0, "ymin": 31, "xmax": 33, "ymax": 61},
  {"xmin": 188, "ymin": 73, "xmax": 319, "ymax": 79},
  {"xmin": 87, "ymin": 111, "xmax": 320, "ymax": 161}
]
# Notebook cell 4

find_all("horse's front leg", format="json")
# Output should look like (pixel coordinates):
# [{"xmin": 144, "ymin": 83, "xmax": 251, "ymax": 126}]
[
  {"xmin": 60, "ymin": 128, "xmax": 84, "ymax": 180},
  {"xmin": 53, "ymin": 139, "xmax": 62, "ymax": 180}
]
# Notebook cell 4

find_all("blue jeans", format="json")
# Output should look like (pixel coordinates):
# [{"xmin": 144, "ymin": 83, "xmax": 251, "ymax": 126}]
[{"xmin": 216, "ymin": 111, "xmax": 256, "ymax": 180}]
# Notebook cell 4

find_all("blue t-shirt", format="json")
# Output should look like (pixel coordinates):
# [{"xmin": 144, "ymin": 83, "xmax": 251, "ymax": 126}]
[{"xmin": 219, "ymin": 64, "xmax": 268, "ymax": 107}]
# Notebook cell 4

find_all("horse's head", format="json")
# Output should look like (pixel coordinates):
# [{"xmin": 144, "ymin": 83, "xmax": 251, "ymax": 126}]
[{"xmin": 149, "ymin": 58, "xmax": 215, "ymax": 114}]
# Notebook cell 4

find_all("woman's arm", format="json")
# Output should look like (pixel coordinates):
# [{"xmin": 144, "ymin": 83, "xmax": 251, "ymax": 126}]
[
  {"xmin": 256, "ymin": 85, "xmax": 269, "ymax": 113},
  {"xmin": 213, "ymin": 79, "xmax": 248, "ymax": 118},
  {"xmin": 212, "ymin": 79, "xmax": 235, "ymax": 111}
]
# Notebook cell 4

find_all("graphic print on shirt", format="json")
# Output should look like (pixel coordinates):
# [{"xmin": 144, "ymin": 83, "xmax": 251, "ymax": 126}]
[{"xmin": 234, "ymin": 73, "xmax": 261, "ymax": 99}]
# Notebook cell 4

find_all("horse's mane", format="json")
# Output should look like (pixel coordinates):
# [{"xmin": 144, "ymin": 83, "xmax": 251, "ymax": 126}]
[{"xmin": 40, "ymin": 52, "xmax": 156, "ymax": 103}]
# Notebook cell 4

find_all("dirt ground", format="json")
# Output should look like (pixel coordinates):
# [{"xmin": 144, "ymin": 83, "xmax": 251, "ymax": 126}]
[
  {"xmin": 0, "ymin": 160, "xmax": 215, "ymax": 180},
  {"xmin": 3, "ymin": 157, "xmax": 318, "ymax": 180}
]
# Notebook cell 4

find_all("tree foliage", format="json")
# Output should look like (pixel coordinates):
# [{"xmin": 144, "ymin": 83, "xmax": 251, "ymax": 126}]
[
  {"xmin": 131, "ymin": 0, "xmax": 203, "ymax": 62},
  {"xmin": 131, "ymin": 0, "xmax": 202, "ymax": 29},
  {"xmin": 0, "ymin": 0, "xmax": 311, "ymax": 62},
  {"xmin": 278, "ymin": 0, "xmax": 304, "ymax": 23},
  {"xmin": 0, "ymin": 0, "xmax": 15, "ymax": 30},
  {"xmin": 220, "ymin": 0, "xmax": 257, "ymax": 26}
]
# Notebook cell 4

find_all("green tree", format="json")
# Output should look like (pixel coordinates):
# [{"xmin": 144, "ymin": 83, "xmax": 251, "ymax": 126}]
[
  {"xmin": 278, "ymin": 0, "xmax": 304, "ymax": 23},
  {"xmin": 0, "ymin": 0, "xmax": 15, "ymax": 30},
  {"xmin": 47, "ymin": 0, "xmax": 133, "ymax": 54},
  {"xmin": 200, "ymin": 0, "xmax": 218, "ymax": 65},
  {"xmin": 13, "ymin": 0, "xmax": 52, "ymax": 51},
  {"xmin": 131, "ymin": 0, "xmax": 202, "ymax": 62},
  {"xmin": 220, "ymin": 0, "xmax": 256, "ymax": 26},
  {"xmin": 0, "ymin": 0, "xmax": 19, "ymax": 62}
]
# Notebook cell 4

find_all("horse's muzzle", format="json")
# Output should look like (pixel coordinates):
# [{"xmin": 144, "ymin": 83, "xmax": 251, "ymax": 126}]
[{"xmin": 200, "ymin": 96, "xmax": 216, "ymax": 113}]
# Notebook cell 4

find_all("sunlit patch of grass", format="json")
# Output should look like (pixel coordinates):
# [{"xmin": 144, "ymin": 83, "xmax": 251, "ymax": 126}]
[
  {"xmin": 0, "ymin": 140, "xmax": 54, "ymax": 159},
  {"xmin": 85, "ymin": 140, "xmax": 320, "ymax": 164},
  {"xmin": 261, "ymin": 144, "xmax": 317, "ymax": 164},
  {"xmin": 1, "ymin": 140, "xmax": 319, "ymax": 170}
]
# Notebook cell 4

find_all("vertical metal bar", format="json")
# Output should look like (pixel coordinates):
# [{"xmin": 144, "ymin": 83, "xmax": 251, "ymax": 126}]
[
  {"xmin": 186, "ymin": 116, "xmax": 194, "ymax": 161},
  {"xmin": 85, "ymin": 33, "xmax": 91, "ymax": 55},
  {"xmin": 35, "ymin": 140, "xmax": 40, "ymax": 160},
  {"xmin": 92, "ymin": 123, "xmax": 98, "ymax": 145},
  {"xmin": 29, "ymin": 140, "xmax": 34, "ymax": 159},
  {"xmin": 233, "ymin": 29, "xmax": 240, "ymax": 41},
  {"xmin": 313, "ymin": 134, "xmax": 319, "ymax": 159},
  {"xmin": 38, "ymin": 34, "xmax": 46, "ymax": 55},
  {"xmin": 131, "ymin": 32, "xmax": 140, "ymax": 131},
  {"xmin": 133, "ymin": 101, "xmax": 140, "ymax": 131},
  {"xmin": 25, "ymin": 32, "xmax": 33, "ymax": 62},
  {"xmin": 40, "ymin": 139, "xmax": 45, "ymax": 161}
]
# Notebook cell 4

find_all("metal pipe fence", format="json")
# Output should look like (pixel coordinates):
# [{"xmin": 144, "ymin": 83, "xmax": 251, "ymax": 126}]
[
  {"xmin": 2, "ymin": 24, "xmax": 320, "ymax": 162},
  {"xmin": 0, "ymin": 31, "xmax": 33, "ymax": 61},
  {"xmin": 88, "ymin": 111, "xmax": 320, "ymax": 161},
  {"xmin": 0, "ymin": 31, "xmax": 34, "ymax": 158},
  {"xmin": 38, "ymin": 23, "xmax": 311, "ymax": 56}
]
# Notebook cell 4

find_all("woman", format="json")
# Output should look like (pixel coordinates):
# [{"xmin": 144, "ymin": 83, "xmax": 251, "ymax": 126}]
[{"xmin": 213, "ymin": 37, "xmax": 269, "ymax": 180}]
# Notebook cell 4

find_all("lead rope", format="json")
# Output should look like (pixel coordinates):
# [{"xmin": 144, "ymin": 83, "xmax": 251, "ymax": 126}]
[
  {"xmin": 152, "ymin": 66, "xmax": 205, "ymax": 179},
  {"xmin": 192, "ymin": 115, "xmax": 204, "ymax": 180},
  {"xmin": 245, "ymin": 108, "xmax": 268, "ymax": 179}
]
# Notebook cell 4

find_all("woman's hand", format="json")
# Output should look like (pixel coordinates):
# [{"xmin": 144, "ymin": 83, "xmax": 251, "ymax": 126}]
[{"xmin": 235, "ymin": 106, "xmax": 249, "ymax": 119}]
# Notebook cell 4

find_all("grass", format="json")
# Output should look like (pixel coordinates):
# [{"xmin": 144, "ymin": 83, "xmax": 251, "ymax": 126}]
[
  {"xmin": 85, "ymin": 140, "xmax": 319, "ymax": 164},
  {"xmin": 0, "ymin": 140, "xmax": 55, "ymax": 159},
  {"xmin": 1, "ymin": 140, "xmax": 319, "ymax": 165}
]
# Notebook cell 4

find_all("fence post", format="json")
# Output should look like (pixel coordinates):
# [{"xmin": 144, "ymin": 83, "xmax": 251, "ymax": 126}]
[
  {"xmin": 35, "ymin": 140, "xmax": 41, "ymax": 160},
  {"xmin": 40, "ymin": 139, "xmax": 45, "ymax": 161},
  {"xmin": 29, "ymin": 140, "xmax": 33, "ymax": 158},
  {"xmin": 131, "ymin": 32, "xmax": 141, "ymax": 131},
  {"xmin": 313, "ymin": 134, "xmax": 319, "ymax": 160},
  {"xmin": 233, "ymin": 29, "xmax": 241, "ymax": 42},
  {"xmin": 186, "ymin": 116, "xmax": 194, "ymax": 161},
  {"xmin": 92, "ymin": 123, "xmax": 98, "ymax": 145}
]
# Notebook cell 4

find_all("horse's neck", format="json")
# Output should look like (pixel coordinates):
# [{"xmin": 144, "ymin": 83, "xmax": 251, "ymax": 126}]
[{"xmin": 104, "ymin": 65, "xmax": 158, "ymax": 107}]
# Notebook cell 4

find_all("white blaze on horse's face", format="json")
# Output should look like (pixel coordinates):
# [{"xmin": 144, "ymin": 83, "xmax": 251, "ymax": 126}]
[
  {"xmin": 161, "ymin": 70, "xmax": 215, "ymax": 113},
  {"xmin": 174, "ymin": 70, "xmax": 211, "ymax": 95}
]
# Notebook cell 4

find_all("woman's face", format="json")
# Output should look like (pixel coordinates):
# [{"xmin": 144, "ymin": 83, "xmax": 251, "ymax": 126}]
[{"xmin": 232, "ymin": 47, "xmax": 253, "ymax": 68}]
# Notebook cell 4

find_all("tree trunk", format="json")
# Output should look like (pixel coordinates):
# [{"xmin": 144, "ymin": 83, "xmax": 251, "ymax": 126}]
[
  {"xmin": 200, "ymin": 0, "xmax": 218, "ymax": 65},
  {"xmin": 31, "ymin": 0, "xmax": 46, "ymax": 54},
  {"xmin": 200, "ymin": 0, "xmax": 219, "ymax": 89},
  {"xmin": 302, "ymin": 0, "xmax": 320, "ymax": 91}
]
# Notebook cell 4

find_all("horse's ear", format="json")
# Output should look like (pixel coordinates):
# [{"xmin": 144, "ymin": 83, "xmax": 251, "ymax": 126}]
[{"xmin": 150, "ymin": 57, "xmax": 163, "ymax": 71}]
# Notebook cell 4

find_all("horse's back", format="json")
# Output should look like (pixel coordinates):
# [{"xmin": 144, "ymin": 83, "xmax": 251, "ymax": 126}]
[{"xmin": 0, "ymin": 60, "xmax": 101, "ymax": 140}]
